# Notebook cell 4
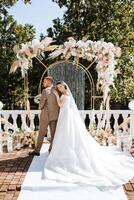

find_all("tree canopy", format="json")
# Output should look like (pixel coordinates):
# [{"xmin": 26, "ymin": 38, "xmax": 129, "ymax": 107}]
[
  {"xmin": 0, "ymin": 1, "xmax": 35, "ymax": 109},
  {"xmin": 0, "ymin": 0, "xmax": 31, "ymax": 7}
]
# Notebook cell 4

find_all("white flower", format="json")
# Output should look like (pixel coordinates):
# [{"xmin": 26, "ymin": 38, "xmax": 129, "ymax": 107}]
[
  {"xmin": 71, "ymin": 48, "xmax": 77, "ymax": 56},
  {"xmin": 64, "ymin": 38, "xmax": 76, "ymax": 49},
  {"xmin": 86, "ymin": 40, "xmax": 93, "ymax": 47},
  {"xmin": 31, "ymin": 39, "xmax": 40, "ymax": 48},
  {"xmin": 48, "ymin": 46, "xmax": 63, "ymax": 59},
  {"xmin": 76, "ymin": 40, "xmax": 88, "ymax": 49},
  {"xmin": 20, "ymin": 43, "xmax": 29, "ymax": 53},
  {"xmin": 40, "ymin": 37, "xmax": 54, "ymax": 47},
  {"xmin": 34, "ymin": 94, "xmax": 41, "ymax": 104}
]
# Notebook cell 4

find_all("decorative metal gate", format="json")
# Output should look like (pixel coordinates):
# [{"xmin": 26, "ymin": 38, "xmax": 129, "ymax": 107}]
[{"xmin": 38, "ymin": 60, "xmax": 95, "ymax": 109}]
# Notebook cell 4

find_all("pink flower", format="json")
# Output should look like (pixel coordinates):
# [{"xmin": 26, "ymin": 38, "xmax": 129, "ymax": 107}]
[
  {"xmin": 96, "ymin": 53, "xmax": 103, "ymax": 60},
  {"xmin": 102, "ymin": 56, "xmax": 108, "ymax": 63},
  {"xmin": 114, "ymin": 47, "xmax": 121, "ymax": 57},
  {"xmin": 25, "ymin": 50, "xmax": 34, "ymax": 58}
]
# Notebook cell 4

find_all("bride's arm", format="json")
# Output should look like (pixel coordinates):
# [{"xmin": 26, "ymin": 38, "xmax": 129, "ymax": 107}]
[
  {"xmin": 53, "ymin": 91, "xmax": 65, "ymax": 107},
  {"xmin": 56, "ymin": 96, "xmax": 64, "ymax": 107}
]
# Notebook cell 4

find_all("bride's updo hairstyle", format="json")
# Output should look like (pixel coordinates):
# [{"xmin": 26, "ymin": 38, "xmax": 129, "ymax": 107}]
[{"xmin": 56, "ymin": 81, "xmax": 67, "ymax": 90}]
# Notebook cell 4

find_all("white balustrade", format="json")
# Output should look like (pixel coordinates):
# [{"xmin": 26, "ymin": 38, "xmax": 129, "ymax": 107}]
[{"xmin": 0, "ymin": 110, "xmax": 134, "ymax": 138}]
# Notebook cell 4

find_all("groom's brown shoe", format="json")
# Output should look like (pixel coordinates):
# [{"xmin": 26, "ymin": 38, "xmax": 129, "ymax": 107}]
[{"xmin": 29, "ymin": 150, "xmax": 40, "ymax": 156}]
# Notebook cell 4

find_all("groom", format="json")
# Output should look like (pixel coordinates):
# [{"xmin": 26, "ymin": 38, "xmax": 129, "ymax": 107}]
[{"xmin": 29, "ymin": 76, "xmax": 60, "ymax": 156}]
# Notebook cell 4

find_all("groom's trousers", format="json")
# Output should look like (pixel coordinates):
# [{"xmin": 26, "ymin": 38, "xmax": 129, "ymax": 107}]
[{"xmin": 35, "ymin": 120, "xmax": 57, "ymax": 153}]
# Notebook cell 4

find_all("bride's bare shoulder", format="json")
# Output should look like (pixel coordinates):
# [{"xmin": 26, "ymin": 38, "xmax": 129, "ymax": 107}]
[
  {"xmin": 60, "ymin": 93, "xmax": 70, "ymax": 100},
  {"xmin": 62, "ymin": 93, "xmax": 70, "ymax": 97},
  {"xmin": 64, "ymin": 91, "xmax": 70, "ymax": 96}
]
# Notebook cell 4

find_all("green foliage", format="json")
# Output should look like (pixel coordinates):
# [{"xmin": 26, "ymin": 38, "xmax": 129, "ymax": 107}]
[
  {"xmin": 0, "ymin": 5, "xmax": 35, "ymax": 109},
  {"xmin": 0, "ymin": 0, "xmax": 31, "ymax": 7},
  {"xmin": 48, "ymin": 0, "xmax": 134, "ymax": 107}
]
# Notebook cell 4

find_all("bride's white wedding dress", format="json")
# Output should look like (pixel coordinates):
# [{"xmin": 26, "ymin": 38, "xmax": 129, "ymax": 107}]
[
  {"xmin": 43, "ymin": 91, "xmax": 134, "ymax": 188},
  {"xmin": 18, "ymin": 85, "xmax": 134, "ymax": 200}
]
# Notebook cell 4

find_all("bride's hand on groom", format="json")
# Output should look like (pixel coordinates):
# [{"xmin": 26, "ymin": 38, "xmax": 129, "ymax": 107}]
[{"xmin": 53, "ymin": 90, "xmax": 59, "ymax": 98}]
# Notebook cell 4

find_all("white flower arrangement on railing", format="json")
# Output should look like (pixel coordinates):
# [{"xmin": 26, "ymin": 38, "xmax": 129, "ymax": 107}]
[
  {"xmin": 0, "ymin": 129, "xmax": 39, "ymax": 153},
  {"xmin": 88, "ymin": 114, "xmax": 132, "ymax": 151},
  {"xmin": 89, "ymin": 127, "xmax": 132, "ymax": 151},
  {"xmin": 89, "ymin": 121, "xmax": 117, "ymax": 146}
]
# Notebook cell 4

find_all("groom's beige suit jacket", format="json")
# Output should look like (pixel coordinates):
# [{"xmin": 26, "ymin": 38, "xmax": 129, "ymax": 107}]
[
  {"xmin": 36, "ymin": 86, "xmax": 59, "ymax": 152},
  {"xmin": 39, "ymin": 86, "xmax": 59, "ymax": 122}
]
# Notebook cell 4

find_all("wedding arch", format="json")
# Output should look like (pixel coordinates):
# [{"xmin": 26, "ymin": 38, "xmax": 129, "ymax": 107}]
[
  {"xmin": 38, "ymin": 60, "xmax": 95, "ymax": 109},
  {"xmin": 10, "ymin": 36, "xmax": 121, "ymax": 111}
]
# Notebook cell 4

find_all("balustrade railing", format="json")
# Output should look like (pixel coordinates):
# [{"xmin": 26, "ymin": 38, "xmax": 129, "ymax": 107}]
[
  {"xmin": 0, "ymin": 110, "xmax": 134, "ymax": 135},
  {"xmin": 0, "ymin": 110, "xmax": 134, "ymax": 153}
]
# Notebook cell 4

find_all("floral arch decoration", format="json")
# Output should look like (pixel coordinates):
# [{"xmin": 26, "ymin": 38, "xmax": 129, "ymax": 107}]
[{"xmin": 10, "ymin": 36, "xmax": 121, "ymax": 111}]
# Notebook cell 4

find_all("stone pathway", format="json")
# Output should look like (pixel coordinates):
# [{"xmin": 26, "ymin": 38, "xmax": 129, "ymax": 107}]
[
  {"xmin": 0, "ymin": 148, "xmax": 32, "ymax": 200},
  {"xmin": 0, "ymin": 143, "xmax": 134, "ymax": 200}
]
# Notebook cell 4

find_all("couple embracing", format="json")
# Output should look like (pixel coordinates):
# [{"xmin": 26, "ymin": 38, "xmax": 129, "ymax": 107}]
[
  {"xmin": 29, "ymin": 76, "xmax": 134, "ymax": 188},
  {"xmin": 30, "ymin": 76, "xmax": 67, "ymax": 155}
]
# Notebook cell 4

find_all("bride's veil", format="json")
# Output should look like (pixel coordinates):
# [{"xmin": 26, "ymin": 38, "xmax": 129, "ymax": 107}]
[
  {"xmin": 62, "ymin": 81, "xmax": 100, "ymax": 144},
  {"xmin": 62, "ymin": 82, "xmax": 80, "ymax": 115}
]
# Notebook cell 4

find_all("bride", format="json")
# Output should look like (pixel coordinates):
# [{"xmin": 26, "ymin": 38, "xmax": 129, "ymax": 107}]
[{"xmin": 43, "ymin": 81, "xmax": 134, "ymax": 188}]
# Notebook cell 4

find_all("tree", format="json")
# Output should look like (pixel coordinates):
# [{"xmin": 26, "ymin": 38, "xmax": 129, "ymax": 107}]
[
  {"xmin": 47, "ymin": 0, "xmax": 134, "ymax": 108},
  {"xmin": 0, "ymin": 0, "xmax": 31, "ymax": 7},
  {"xmin": 0, "ymin": 4, "xmax": 36, "ymax": 109}
]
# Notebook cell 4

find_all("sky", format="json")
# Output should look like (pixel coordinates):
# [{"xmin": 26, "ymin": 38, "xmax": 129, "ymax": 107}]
[{"xmin": 8, "ymin": 0, "xmax": 66, "ymax": 38}]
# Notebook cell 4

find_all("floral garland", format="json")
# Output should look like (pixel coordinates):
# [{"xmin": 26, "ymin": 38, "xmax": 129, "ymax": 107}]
[
  {"xmin": 48, "ymin": 37, "xmax": 121, "ymax": 109},
  {"xmin": 10, "ymin": 37, "xmax": 57, "ymax": 77},
  {"xmin": 10, "ymin": 36, "xmax": 121, "ymax": 109}
]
